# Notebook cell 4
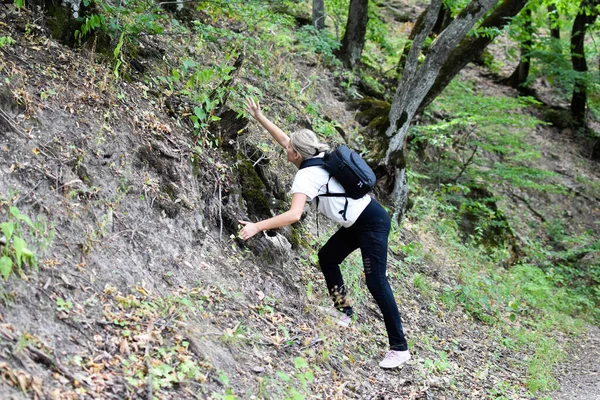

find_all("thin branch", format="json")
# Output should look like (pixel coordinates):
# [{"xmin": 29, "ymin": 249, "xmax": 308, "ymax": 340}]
[
  {"xmin": 0, "ymin": 327, "xmax": 88, "ymax": 388},
  {"xmin": 0, "ymin": 107, "xmax": 29, "ymax": 138},
  {"xmin": 144, "ymin": 322, "xmax": 153, "ymax": 400},
  {"xmin": 218, "ymin": 183, "xmax": 223, "ymax": 242},
  {"xmin": 453, "ymin": 145, "xmax": 478, "ymax": 183},
  {"xmin": 19, "ymin": 163, "xmax": 58, "ymax": 181},
  {"xmin": 156, "ymin": 0, "xmax": 199, "ymax": 5},
  {"xmin": 252, "ymin": 154, "xmax": 266, "ymax": 167},
  {"xmin": 506, "ymin": 192, "xmax": 545, "ymax": 222}
]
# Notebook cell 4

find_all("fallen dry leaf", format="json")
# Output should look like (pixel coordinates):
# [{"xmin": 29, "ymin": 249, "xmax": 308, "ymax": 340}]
[{"xmin": 119, "ymin": 338, "xmax": 130, "ymax": 354}]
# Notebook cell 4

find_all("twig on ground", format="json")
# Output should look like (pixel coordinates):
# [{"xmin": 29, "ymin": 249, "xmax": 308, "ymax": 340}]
[
  {"xmin": 13, "ymin": 180, "xmax": 43, "ymax": 206},
  {"xmin": 0, "ymin": 326, "xmax": 88, "ymax": 388},
  {"xmin": 19, "ymin": 163, "xmax": 58, "ymax": 182},
  {"xmin": 252, "ymin": 154, "xmax": 266, "ymax": 167},
  {"xmin": 0, "ymin": 107, "xmax": 29, "ymax": 138},
  {"xmin": 506, "ymin": 192, "xmax": 545, "ymax": 222},
  {"xmin": 145, "ymin": 322, "xmax": 153, "ymax": 400},
  {"xmin": 219, "ymin": 183, "xmax": 223, "ymax": 242}
]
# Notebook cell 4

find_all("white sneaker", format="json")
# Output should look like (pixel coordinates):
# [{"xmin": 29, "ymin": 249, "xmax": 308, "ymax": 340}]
[
  {"xmin": 316, "ymin": 306, "xmax": 352, "ymax": 328},
  {"xmin": 379, "ymin": 350, "xmax": 411, "ymax": 369},
  {"xmin": 336, "ymin": 313, "xmax": 352, "ymax": 328}
]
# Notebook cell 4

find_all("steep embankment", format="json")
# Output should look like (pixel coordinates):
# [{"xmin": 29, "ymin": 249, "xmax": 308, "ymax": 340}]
[{"xmin": 1, "ymin": 4, "xmax": 599, "ymax": 400}]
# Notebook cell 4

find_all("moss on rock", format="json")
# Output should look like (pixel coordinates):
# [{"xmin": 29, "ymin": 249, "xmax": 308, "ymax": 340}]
[{"xmin": 236, "ymin": 157, "xmax": 272, "ymax": 220}]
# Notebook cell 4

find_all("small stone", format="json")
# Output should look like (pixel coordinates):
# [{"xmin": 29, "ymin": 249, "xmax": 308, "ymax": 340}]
[{"xmin": 251, "ymin": 366, "xmax": 265, "ymax": 374}]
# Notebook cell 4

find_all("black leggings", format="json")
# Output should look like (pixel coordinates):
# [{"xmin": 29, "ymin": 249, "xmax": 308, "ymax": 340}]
[{"xmin": 318, "ymin": 198, "xmax": 408, "ymax": 351}]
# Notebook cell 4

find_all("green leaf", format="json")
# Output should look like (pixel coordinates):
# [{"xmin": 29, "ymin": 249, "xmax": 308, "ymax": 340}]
[
  {"xmin": 289, "ymin": 388, "xmax": 305, "ymax": 400},
  {"xmin": 13, "ymin": 236, "xmax": 25, "ymax": 269},
  {"xmin": 114, "ymin": 32, "xmax": 125, "ymax": 59},
  {"xmin": 218, "ymin": 370, "xmax": 230, "ymax": 386},
  {"xmin": 1, "ymin": 222, "xmax": 15, "ymax": 241},
  {"xmin": 305, "ymin": 370, "xmax": 314, "ymax": 382},
  {"xmin": 9, "ymin": 207, "xmax": 34, "ymax": 228},
  {"xmin": 294, "ymin": 357, "xmax": 308, "ymax": 369},
  {"xmin": 0, "ymin": 256, "xmax": 12, "ymax": 280},
  {"xmin": 276, "ymin": 371, "xmax": 290, "ymax": 382},
  {"xmin": 194, "ymin": 107, "xmax": 206, "ymax": 121}
]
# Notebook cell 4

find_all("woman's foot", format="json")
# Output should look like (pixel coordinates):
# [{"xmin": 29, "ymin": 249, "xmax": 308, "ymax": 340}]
[
  {"xmin": 316, "ymin": 306, "xmax": 352, "ymax": 327},
  {"xmin": 379, "ymin": 350, "xmax": 411, "ymax": 369}
]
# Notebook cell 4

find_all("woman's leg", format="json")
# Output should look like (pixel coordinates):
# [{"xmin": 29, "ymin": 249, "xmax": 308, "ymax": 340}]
[
  {"xmin": 356, "ymin": 208, "xmax": 408, "ymax": 351},
  {"xmin": 318, "ymin": 227, "xmax": 359, "ymax": 314}
]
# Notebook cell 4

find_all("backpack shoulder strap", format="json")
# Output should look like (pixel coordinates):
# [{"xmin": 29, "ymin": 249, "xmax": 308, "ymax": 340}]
[{"xmin": 299, "ymin": 157, "xmax": 325, "ymax": 169}]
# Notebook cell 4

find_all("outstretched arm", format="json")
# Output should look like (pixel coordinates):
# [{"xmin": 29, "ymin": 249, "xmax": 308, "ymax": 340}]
[
  {"xmin": 239, "ymin": 193, "xmax": 307, "ymax": 240},
  {"xmin": 245, "ymin": 97, "xmax": 290, "ymax": 149}
]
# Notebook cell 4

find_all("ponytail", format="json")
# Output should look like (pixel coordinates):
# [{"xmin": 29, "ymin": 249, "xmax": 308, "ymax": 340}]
[{"xmin": 290, "ymin": 129, "xmax": 329, "ymax": 160}]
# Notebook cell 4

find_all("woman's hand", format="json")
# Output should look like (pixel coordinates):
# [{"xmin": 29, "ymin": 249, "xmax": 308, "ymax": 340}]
[
  {"xmin": 238, "ymin": 220, "xmax": 260, "ymax": 240},
  {"xmin": 245, "ymin": 97, "xmax": 262, "ymax": 120}
]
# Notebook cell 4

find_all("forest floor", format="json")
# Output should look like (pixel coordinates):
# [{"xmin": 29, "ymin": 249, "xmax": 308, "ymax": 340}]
[
  {"xmin": 551, "ymin": 325, "xmax": 600, "ymax": 400},
  {"xmin": 0, "ymin": 3, "xmax": 599, "ymax": 400}
]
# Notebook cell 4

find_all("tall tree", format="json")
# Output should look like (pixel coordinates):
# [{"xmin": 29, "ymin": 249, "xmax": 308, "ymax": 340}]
[
  {"xmin": 570, "ymin": 0, "xmax": 599, "ymax": 125},
  {"xmin": 548, "ymin": 3, "xmax": 561, "ymax": 39},
  {"xmin": 418, "ymin": 0, "xmax": 529, "ymax": 113},
  {"xmin": 397, "ymin": 2, "xmax": 453, "ymax": 75},
  {"xmin": 339, "ymin": 0, "xmax": 369, "ymax": 68},
  {"xmin": 507, "ymin": 8, "xmax": 533, "ymax": 89},
  {"xmin": 384, "ymin": 0, "xmax": 501, "ymax": 218},
  {"xmin": 313, "ymin": 0, "xmax": 325, "ymax": 30}
]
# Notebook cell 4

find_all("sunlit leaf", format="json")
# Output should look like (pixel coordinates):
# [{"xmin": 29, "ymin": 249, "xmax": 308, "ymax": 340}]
[
  {"xmin": 0, "ymin": 256, "xmax": 12, "ymax": 280},
  {"xmin": 1, "ymin": 222, "xmax": 15, "ymax": 242}
]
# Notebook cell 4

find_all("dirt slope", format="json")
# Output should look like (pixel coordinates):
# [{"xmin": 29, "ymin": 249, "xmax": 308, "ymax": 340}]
[{"xmin": 0, "ymin": 4, "xmax": 599, "ymax": 400}]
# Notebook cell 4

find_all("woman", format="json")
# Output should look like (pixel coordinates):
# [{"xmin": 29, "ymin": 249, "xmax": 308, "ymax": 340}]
[{"xmin": 239, "ymin": 98, "xmax": 410, "ymax": 369}]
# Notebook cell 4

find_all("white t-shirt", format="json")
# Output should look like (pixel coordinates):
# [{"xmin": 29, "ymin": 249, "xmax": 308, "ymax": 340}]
[{"xmin": 291, "ymin": 156, "xmax": 371, "ymax": 227}]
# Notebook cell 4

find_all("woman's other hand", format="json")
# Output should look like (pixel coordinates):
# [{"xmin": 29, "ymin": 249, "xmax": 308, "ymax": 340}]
[
  {"xmin": 238, "ymin": 220, "xmax": 260, "ymax": 240},
  {"xmin": 245, "ymin": 97, "xmax": 262, "ymax": 120}
]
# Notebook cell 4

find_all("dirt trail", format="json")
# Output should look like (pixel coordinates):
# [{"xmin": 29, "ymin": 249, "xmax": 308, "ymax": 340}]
[{"xmin": 551, "ymin": 325, "xmax": 600, "ymax": 400}]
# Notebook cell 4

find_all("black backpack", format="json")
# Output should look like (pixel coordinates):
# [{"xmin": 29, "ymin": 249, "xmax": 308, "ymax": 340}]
[{"xmin": 299, "ymin": 145, "xmax": 376, "ymax": 221}]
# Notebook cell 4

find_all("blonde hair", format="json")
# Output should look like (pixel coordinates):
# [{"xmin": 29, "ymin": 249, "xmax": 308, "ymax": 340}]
[{"xmin": 290, "ymin": 129, "xmax": 329, "ymax": 160}]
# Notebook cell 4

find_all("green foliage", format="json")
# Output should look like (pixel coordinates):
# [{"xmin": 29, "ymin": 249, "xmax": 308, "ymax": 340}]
[
  {"xmin": 13, "ymin": 0, "xmax": 24, "ymax": 9},
  {"xmin": 417, "ymin": 81, "xmax": 561, "ymax": 195},
  {"xmin": 155, "ymin": 48, "xmax": 241, "ymax": 137},
  {"xmin": 270, "ymin": 357, "xmax": 315, "ymax": 399},
  {"xmin": 74, "ymin": 14, "xmax": 105, "ymax": 43},
  {"xmin": 305, "ymin": 102, "xmax": 343, "ymax": 138},
  {"xmin": 0, "ymin": 36, "xmax": 16, "ymax": 49},
  {"xmin": 325, "ymin": 0, "xmax": 349, "ymax": 39},
  {"xmin": 0, "ymin": 207, "xmax": 37, "ymax": 280},
  {"xmin": 113, "ymin": 31, "xmax": 125, "ymax": 78},
  {"xmin": 499, "ymin": 2, "xmax": 600, "ymax": 120},
  {"xmin": 56, "ymin": 298, "xmax": 73, "ymax": 312},
  {"xmin": 366, "ymin": 2, "xmax": 392, "ymax": 53},
  {"xmin": 407, "ymin": 193, "xmax": 590, "ymax": 393},
  {"xmin": 295, "ymin": 26, "xmax": 340, "ymax": 65},
  {"xmin": 524, "ymin": 219, "xmax": 600, "ymax": 314},
  {"xmin": 72, "ymin": 0, "xmax": 173, "ymax": 71}
]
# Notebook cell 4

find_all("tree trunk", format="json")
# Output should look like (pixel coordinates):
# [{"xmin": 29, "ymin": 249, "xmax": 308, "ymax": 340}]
[
  {"xmin": 570, "ymin": 0, "xmax": 598, "ymax": 125},
  {"xmin": 507, "ymin": 8, "xmax": 532, "ymax": 89},
  {"xmin": 313, "ymin": 0, "xmax": 325, "ymax": 30},
  {"xmin": 419, "ymin": 0, "xmax": 529, "ymax": 113},
  {"xmin": 385, "ymin": 0, "xmax": 498, "ymax": 219},
  {"xmin": 432, "ymin": 2, "xmax": 452, "ymax": 34},
  {"xmin": 397, "ymin": 2, "xmax": 452, "ymax": 75},
  {"xmin": 548, "ymin": 3, "xmax": 560, "ymax": 39},
  {"xmin": 339, "ymin": 0, "xmax": 369, "ymax": 69}
]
